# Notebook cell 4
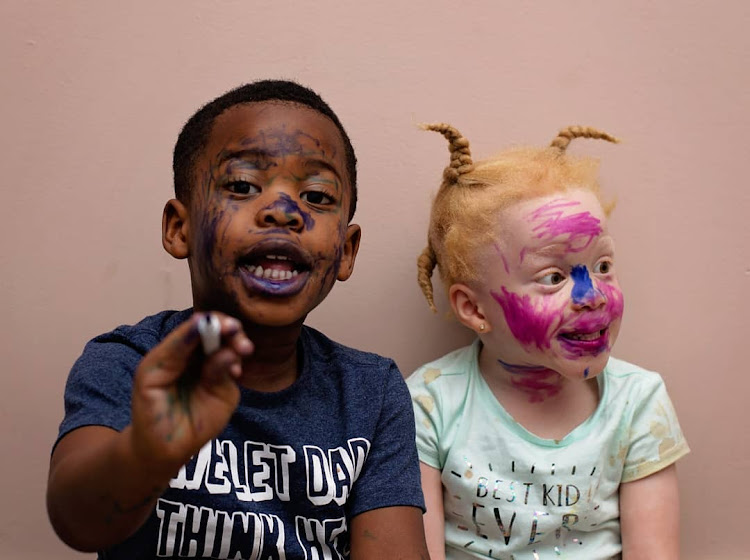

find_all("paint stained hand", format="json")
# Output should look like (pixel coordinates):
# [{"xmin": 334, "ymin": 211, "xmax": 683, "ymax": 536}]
[{"xmin": 129, "ymin": 312, "xmax": 254, "ymax": 479}]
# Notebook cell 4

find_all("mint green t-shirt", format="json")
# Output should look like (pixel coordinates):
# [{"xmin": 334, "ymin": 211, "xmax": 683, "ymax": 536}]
[{"xmin": 406, "ymin": 341, "xmax": 689, "ymax": 559}]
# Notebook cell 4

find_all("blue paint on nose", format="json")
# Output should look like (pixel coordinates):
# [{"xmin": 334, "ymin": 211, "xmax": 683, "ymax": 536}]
[
  {"xmin": 267, "ymin": 193, "xmax": 315, "ymax": 230},
  {"xmin": 571, "ymin": 265, "xmax": 595, "ymax": 304}
]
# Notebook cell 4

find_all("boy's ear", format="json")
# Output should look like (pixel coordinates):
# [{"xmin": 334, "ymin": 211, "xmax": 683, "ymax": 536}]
[
  {"xmin": 449, "ymin": 283, "xmax": 491, "ymax": 334},
  {"xmin": 336, "ymin": 224, "xmax": 362, "ymax": 281},
  {"xmin": 162, "ymin": 199, "xmax": 190, "ymax": 259}
]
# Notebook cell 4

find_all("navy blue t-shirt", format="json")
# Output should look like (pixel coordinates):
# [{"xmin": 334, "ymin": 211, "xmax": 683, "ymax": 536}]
[{"xmin": 57, "ymin": 309, "xmax": 425, "ymax": 559}]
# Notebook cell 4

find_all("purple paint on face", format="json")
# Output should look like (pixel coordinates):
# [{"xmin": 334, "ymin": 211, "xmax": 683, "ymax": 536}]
[
  {"xmin": 490, "ymin": 287, "xmax": 565, "ymax": 349},
  {"xmin": 559, "ymin": 333, "xmax": 610, "ymax": 357},
  {"xmin": 557, "ymin": 280, "xmax": 624, "ymax": 358},
  {"xmin": 498, "ymin": 359, "xmax": 562, "ymax": 402},
  {"xmin": 265, "ymin": 193, "xmax": 315, "ymax": 230},
  {"xmin": 527, "ymin": 199, "xmax": 602, "ymax": 252},
  {"xmin": 498, "ymin": 359, "xmax": 553, "ymax": 376}
]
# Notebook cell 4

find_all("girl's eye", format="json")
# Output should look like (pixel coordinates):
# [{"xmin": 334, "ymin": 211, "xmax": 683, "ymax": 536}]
[
  {"xmin": 226, "ymin": 180, "xmax": 259, "ymax": 195},
  {"xmin": 301, "ymin": 191, "xmax": 334, "ymax": 206},
  {"xmin": 594, "ymin": 260, "xmax": 612, "ymax": 274},
  {"xmin": 538, "ymin": 271, "xmax": 566, "ymax": 286}
]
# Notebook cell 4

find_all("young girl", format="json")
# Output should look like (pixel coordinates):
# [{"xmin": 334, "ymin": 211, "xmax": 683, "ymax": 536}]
[{"xmin": 407, "ymin": 124, "xmax": 689, "ymax": 559}]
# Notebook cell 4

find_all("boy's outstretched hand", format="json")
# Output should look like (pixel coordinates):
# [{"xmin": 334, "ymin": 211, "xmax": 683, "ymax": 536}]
[
  {"xmin": 47, "ymin": 312, "xmax": 253, "ymax": 552},
  {"xmin": 130, "ymin": 312, "xmax": 253, "ymax": 480}
]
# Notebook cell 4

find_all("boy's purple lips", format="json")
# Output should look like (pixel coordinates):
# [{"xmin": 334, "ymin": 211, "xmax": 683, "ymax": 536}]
[{"xmin": 238, "ymin": 238, "xmax": 313, "ymax": 297}]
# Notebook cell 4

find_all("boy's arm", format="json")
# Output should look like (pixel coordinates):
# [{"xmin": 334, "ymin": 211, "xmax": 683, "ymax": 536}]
[
  {"xmin": 419, "ymin": 462, "xmax": 446, "ymax": 560},
  {"xmin": 619, "ymin": 463, "xmax": 680, "ymax": 559},
  {"xmin": 47, "ymin": 313, "xmax": 252, "ymax": 552}
]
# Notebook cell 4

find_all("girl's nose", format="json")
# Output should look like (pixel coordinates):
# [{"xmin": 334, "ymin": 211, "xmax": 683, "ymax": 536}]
[{"xmin": 570, "ymin": 265, "xmax": 606, "ymax": 310}]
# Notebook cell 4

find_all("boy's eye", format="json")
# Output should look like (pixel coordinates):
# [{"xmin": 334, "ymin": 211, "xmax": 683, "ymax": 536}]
[
  {"xmin": 301, "ymin": 191, "xmax": 334, "ymax": 206},
  {"xmin": 538, "ymin": 271, "xmax": 566, "ymax": 286},
  {"xmin": 226, "ymin": 180, "xmax": 259, "ymax": 195},
  {"xmin": 594, "ymin": 260, "xmax": 612, "ymax": 274}
]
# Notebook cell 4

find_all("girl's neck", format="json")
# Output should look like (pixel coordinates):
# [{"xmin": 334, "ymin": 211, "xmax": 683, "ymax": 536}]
[{"xmin": 477, "ymin": 342, "xmax": 600, "ymax": 441}]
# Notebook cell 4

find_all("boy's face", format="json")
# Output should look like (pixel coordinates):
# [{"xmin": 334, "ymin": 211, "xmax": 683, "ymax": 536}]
[
  {"xmin": 475, "ymin": 189, "xmax": 624, "ymax": 382},
  {"xmin": 168, "ymin": 102, "xmax": 360, "ymax": 327}
]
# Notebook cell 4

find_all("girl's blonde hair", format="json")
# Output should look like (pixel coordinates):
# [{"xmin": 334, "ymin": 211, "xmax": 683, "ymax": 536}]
[{"xmin": 417, "ymin": 125, "xmax": 619, "ymax": 312}]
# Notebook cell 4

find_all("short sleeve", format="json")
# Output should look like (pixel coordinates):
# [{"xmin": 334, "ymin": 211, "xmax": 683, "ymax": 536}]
[
  {"xmin": 621, "ymin": 375, "xmax": 689, "ymax": 482},
  {"xmin": 348, "ymin": 361, "xmax": 426, "ymax": 516},
  {"xmin": 55, "ymin": 336, "xmax": 144, "ymax": 451},
  {"xmin": 406, "ymin": 366, "xmax": 443, "ymax": 470}
]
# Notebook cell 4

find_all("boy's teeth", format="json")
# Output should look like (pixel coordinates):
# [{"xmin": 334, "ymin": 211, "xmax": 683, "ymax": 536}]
[
  {"xmin": 246, "ymin": 265, "xmax": 297, "ymax": 281},
  {"xmin": 246, "ymin": 263, "xmax": 298, "ymax": 281}
]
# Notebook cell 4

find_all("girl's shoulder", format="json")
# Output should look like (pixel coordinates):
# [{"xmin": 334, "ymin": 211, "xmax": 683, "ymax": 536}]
[
  {"xmin": 603, "ymin": 356, "xmax": 668, "ymax": 395},
  {"xmin": 405, "ymin": 341, "xmax": 479, "ymax": 393}
]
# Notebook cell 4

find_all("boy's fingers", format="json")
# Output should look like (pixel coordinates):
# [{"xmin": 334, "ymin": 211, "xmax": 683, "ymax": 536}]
[
  {"xmin": 137, "ymin": 312, "xmax": 244, "ymax": 387},
  {"xmin": 201, "ymin": 347, "xmax": 243, "ymax": 386},
  {"xmin": 228, "ymin": 330, "xmax": 254, "ymax": 358}
]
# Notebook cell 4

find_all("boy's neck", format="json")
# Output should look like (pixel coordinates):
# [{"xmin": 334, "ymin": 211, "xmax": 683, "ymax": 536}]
[{"xmin": 237, "ymin": 321, "xmax": 304, "ymax": 392}]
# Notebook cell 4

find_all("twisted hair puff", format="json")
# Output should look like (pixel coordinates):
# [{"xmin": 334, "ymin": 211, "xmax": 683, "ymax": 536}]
[
  {"xmin": 417, "ymin": 244, "xmax": 438, "ymax": 312},
  {"xmin": 420, "ymin": 123, "xmax": 475, "ymax": 182},
  {"xmin": 417, "ymin": 123, "xmax": 477, "ymax": 311},
  {"xmin": 550, "ymin": 126, "xmax": 620, "ymax": 152}
]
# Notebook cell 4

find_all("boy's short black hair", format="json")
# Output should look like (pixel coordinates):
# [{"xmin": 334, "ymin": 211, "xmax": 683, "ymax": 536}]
[{"xmin": 173, "ymin": 79, "xmax": 358, "ymax": 220}]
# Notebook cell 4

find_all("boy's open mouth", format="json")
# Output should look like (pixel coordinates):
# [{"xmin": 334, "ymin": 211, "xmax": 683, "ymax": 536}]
[
  {"xmin": 245, "ymin": 255, "xmax": 302, "ymax": 281},
  {"xmin": 238, "ymin": 240, "xmax": 313, "ymax": 295}
]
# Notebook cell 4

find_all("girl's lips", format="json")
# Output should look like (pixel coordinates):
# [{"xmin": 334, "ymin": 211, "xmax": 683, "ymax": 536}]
[{"xmin": 557, "ymin": 327, "xmax": 610, "ymax": 356}]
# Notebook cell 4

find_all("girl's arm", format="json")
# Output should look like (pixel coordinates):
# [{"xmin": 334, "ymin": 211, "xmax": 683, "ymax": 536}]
[
  {"xmin": 420, "ymin": 461, "xmax": 446, "ymax": 560},
  {"xmin": 619, "ymin": 463, "xmax": 680, "ymax": 559}
]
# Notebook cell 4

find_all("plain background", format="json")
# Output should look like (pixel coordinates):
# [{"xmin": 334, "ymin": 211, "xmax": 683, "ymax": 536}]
[{"xmin": 2, "ymin": 1, "xmax": 748, "ymax": 558}]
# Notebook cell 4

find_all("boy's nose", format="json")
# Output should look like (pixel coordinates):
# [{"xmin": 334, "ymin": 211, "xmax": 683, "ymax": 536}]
[{"xmin": 257, "ymin": 194, "xmax": 305, "ymax": 231}]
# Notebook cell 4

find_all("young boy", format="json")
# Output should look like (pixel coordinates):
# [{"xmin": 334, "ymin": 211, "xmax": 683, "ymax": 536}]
[{"xmin": 47, "ymin": 80, "xmax": 429, "ymax": 560}]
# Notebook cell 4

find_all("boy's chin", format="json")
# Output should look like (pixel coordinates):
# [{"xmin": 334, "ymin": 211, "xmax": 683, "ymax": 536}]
[{"xmin": 238, "ymin": 297, "xmax": 326, "ymax": 330}]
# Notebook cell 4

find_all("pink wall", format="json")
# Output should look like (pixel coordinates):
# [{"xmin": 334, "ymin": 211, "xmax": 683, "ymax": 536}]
[{"xmin": 1, "ymin": 1, "xmax": 747, "ymax": 557}]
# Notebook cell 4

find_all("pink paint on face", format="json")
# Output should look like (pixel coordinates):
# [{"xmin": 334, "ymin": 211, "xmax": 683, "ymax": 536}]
[
  {"xmin": 490, "ymin": 287, "xmax": 565, "ymax": 349},
  {"xmin": 497, "ymin": 359, "xmax": 563, "ymax": 402},
  {"xmin": 556, "ymin": 281, "xmax": 624, "ymax": 358},
  {"xmin": 482, "ymin": 190, "xmax": 623, "ymax": 388},
  {"xmin": 509, "ymin": 369, "xmax": 563, "ymax": 403},
  {"xmin": 601, "ymin": 282, "xmax": 624, "ymax": 319},
  {"xmin": 527, "ymin": 198, "xmax": 603, "ymax": 253},
  {"xmin": 494, "ymin": 243, "xmax": 511, "ymax": 274}
]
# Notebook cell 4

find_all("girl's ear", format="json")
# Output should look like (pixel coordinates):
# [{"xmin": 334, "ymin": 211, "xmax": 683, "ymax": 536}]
[
  {"xmin": 162, "ymin": 199, "xmax": 190, "ymax": 259},
  {"xmin": 449, "ymin": 283, "xmax": 492, "ymax": 334}
]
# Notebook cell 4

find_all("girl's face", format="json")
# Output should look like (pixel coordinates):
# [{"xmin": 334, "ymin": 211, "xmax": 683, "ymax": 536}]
[{"xmin": 476, "ymin": 189, "xmax": 624, "ymax": 381}]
